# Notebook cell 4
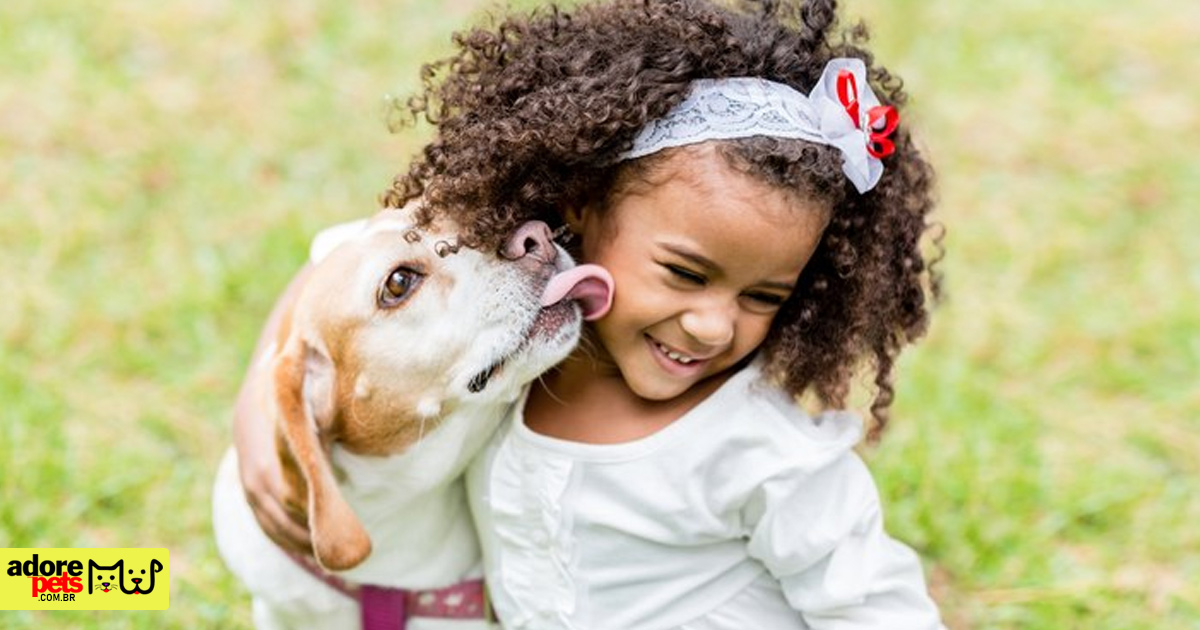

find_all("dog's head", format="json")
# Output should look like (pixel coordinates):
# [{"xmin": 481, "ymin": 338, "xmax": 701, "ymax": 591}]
[{"xmin": 272, "ymin": 206, "xmax": 611, "ymax": 571}]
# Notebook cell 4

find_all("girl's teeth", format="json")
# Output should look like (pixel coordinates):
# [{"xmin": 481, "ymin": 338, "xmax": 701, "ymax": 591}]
[{"xmin": 656, "ymin": 341, "xmax": 694, "ymax": 364}]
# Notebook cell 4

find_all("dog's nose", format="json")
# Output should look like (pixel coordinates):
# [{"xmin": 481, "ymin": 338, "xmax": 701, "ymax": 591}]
[
  {"xmin": 132, "ymin": 578, "xmax": 141, "ymax": 584},
  {"xmin": 502, "ymin": 221, "xmax": 557, "ymax": 266}
]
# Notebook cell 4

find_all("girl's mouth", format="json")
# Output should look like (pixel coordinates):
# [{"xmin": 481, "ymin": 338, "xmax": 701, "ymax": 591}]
[
  {"xmin": 646, "ymin": 335, "xmax": 709, "ymax": 375},
  {"xmin": 653, "ymin": 339, "xmax": 696, "ymax": 364}
]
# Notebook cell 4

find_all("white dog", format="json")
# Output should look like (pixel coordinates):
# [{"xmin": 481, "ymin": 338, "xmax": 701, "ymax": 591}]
[{"xmin": 213, "ymin": 206, "xmax": 612, "ymax": 629}]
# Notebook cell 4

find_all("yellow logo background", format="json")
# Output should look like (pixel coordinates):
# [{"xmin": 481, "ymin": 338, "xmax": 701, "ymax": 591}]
[{"xmin": 0, "ymin": 548, "xmax": 169, "ymax": 611}]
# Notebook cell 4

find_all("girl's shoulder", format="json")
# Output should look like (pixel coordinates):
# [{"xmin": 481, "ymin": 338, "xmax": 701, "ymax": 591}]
[
  {"xmin": 746, "ymin": 376, "xmax": 863, "ymax": 447},
  {"xmin": 693, "ymin": 361, "xmax": 865, "ymax": 474}
]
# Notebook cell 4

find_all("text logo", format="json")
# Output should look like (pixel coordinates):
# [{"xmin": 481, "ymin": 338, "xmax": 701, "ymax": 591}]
[{"xmin": 0, "ymin": 549, "xmax": 168, "ymax": 610}]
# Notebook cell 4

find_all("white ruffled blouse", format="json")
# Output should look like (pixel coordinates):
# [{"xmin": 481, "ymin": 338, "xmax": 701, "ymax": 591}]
[{"xmin": 466, "ymin": 363, "xmax": 945, "ymax": 630}]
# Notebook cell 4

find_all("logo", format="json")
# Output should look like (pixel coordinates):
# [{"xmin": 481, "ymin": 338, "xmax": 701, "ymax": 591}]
[{"xmin": 0, "ymin": 549, "xmax": 168, "ymax": 610}]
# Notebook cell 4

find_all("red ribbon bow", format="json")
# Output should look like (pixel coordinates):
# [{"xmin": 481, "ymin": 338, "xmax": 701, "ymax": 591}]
[{"xmin": 836, "ymin": 69, "xmax": 899, "ymax": 158}]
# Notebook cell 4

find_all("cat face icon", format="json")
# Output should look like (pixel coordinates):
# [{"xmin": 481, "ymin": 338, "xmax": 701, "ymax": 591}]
[{"xmin": 93, "ymin": 571, "xmax": 118, "ymax": 593}]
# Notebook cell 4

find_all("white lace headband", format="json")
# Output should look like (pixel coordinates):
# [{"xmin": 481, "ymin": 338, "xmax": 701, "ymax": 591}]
[{"xmin": 619, "ymin": 58, "xmax": 899, "ymax": 193}]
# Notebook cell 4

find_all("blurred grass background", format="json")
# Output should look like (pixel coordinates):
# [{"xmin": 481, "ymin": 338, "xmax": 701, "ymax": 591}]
[{"xmin": 1, "ymin": 0, "xmax": 1196, "ymax": 627}]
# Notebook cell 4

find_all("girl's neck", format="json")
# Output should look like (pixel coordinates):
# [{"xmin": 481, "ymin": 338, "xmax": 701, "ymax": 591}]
[{"xmin": 522, "ymin": 345, "xmax": 732, "ymax": 444}]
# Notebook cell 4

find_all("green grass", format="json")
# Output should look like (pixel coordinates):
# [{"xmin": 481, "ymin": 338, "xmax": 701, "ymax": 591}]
[{"xmin": 2, "ymin": 0, "xmax": 1196, "ymax": 627}]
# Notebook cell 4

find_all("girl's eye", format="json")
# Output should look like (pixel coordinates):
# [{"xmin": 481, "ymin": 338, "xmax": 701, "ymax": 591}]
[
  {"xmin": 748, "ymin": 293, "xmax": 786, "ymax": 305},
  {"xmin": 378, "ymin": 266, "xmax": 423, "ymax": 308},
  {"xmin": 743, "ymin": 292, "xmax": 788, "ymax": 309},
  {"xmin": 666, "ymin": 265, "xmax": 706, "ymax": 285}
]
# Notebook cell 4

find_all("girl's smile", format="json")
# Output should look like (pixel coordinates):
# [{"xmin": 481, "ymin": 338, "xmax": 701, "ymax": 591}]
[
  {"xmin": 647, "ymin": 334, "xmax": 710, "ymax": 375},
  {"xmin": 568, "ymin": 143, "xmax": 830, "ymax": 403}
]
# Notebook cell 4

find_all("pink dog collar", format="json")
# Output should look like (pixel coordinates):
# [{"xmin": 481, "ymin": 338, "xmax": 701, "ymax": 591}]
[
  {"xmin": 288, "ymin": 552, "xmax": 488, "ymax": 629},
  {"xmin": 361, "ymin": 581, "xmax": 487, "ymax": 628}
]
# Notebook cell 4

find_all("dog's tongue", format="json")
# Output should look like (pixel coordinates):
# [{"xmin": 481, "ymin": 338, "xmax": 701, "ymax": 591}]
[{"xmin": 540, "ymin": 264, "xmax": 614, "ymax": 321}]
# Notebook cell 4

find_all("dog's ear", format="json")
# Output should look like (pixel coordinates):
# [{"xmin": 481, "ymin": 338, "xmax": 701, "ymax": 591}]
[{"xmin": 274, "ymin": 336, "xmax": 372, "ymax": 571}]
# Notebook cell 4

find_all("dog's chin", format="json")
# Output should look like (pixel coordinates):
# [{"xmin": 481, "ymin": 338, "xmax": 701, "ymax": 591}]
[
  {"xmin": 527, "ymin": 300, "xmax": 581, "ymax": 342},
  {"xmin": 467, "ymin": 301, "xmax": 582, "ymax": 395}
]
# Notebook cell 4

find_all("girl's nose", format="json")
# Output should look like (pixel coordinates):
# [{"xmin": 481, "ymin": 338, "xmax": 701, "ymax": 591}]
[
  {"xmin": 502, "ymin": 221, "xmax": 557, "ymax": 265},
  {"xmin": 679, "ymin": 298, "xmax": 736, "ymax": 348}
]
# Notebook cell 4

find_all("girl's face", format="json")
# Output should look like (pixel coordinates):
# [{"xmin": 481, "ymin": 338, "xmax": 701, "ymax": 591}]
[{"xmin": 572, "ymin": 145, "xmax": 829, "ymax": 401}]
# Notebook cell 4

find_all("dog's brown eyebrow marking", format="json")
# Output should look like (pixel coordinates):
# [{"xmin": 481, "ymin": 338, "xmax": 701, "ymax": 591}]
[
  {"xmin": 401, "ymin": 225, "xmax": 464, "ymax": 257},
  {"xmin": 434, "ymin": 239, "xmax": 462, "ymax": 258}
]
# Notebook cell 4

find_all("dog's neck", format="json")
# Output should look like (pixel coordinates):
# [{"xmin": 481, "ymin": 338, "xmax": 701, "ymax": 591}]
[{"xmin": 331, "ymin": 395, "xmax": 511, "ymax": 496}]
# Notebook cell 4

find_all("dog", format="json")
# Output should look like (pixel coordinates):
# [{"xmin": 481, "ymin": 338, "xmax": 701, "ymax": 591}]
[{"xmin": 213, "ymin": 205, "xmax": 612, "ymax": 629}]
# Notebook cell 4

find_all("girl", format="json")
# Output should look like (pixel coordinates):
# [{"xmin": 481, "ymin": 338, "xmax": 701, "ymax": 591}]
[{"xmin": 237, "ymin": 0, "xmax": 945, "ymax": 627}]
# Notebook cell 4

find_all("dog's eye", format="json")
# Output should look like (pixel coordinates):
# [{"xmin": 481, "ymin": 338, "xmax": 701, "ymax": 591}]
[{"xmin": 378, "ymin": 266, "xmax": 423, "ymax": 308}]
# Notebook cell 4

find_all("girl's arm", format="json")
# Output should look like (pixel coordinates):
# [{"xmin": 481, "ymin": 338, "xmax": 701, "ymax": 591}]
[
  {"xmin": 232, "ymin": 264, "xmax": 315, "ymax": 554},
  {"xmin": 745, "ymin": 453, "xmax": 945, "ymax": 629}
]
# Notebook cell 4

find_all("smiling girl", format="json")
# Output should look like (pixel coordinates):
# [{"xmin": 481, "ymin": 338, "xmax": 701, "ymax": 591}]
[{"xmin": 238, "ymin": 0, "xmax": 946, "ymax": 627}]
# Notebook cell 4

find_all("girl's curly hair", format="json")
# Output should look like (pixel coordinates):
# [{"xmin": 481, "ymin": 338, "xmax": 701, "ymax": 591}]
[{"xmin": 383, "ymin": 0, "xmax": 942, "ymax": 439}]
